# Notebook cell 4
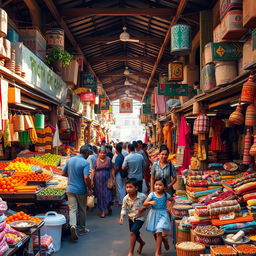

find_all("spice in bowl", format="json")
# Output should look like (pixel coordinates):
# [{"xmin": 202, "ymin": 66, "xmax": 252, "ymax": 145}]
[
  {"xmin": 235, "ymin": 244, "xmax": 256, "ymax": 254},
  {"xmin": 211, "ymin": 246, "xmax": 236, "ymax": 255}
]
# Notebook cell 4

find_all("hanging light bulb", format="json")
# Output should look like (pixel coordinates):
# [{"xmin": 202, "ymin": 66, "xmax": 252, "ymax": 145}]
[
  {"xmin": 124, "ymin": 78, "xmax": 131, "ymax": 85},
  {"xmin": 124, "ymin": 66, "xmax": 130, "ymax": 75}
]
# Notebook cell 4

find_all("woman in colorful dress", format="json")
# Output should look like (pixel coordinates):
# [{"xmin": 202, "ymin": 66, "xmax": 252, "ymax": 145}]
[{"xmin": 91, "ymin": 146, "xmax": 115, "ymax": 218}]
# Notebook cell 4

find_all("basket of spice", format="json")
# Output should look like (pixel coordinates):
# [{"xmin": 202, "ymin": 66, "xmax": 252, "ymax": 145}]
[
  {"xmin": 234, "ymin": 244, "xmax": 256, "ymax": 256},
  {"xmin": 176, "ymin": 241, "xmax": 205, "ymax": 256},
  {"xmin": 210, "ymin": 245, "xmax": 237, "ymax": 256},
  {"xmin": 172, "ymin": 204, "xmax": 193, "ymax": 218},
  {"xmin": 194, "ymin": 225, "xmax": 224, "ymax": 246},
  {"xmin": 247, "ymin": 235, "xmax": 256, "ymax": 245}
]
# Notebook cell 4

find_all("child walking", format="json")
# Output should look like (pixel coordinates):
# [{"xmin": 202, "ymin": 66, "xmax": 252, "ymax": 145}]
[
  {"xmin": 119, "ymin": 178, "xmax": 147, "ymax": 256},
  {"xmin": 144, "ymin": 178, "xmax": 171, "ymax": 256}
]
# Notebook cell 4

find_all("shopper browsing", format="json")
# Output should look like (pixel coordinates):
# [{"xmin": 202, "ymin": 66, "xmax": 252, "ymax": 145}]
[
  {"xmin": 144, "ymin": 178, "xmax": 171, "ymax": 256},
  {"xmin": 119, "ymin": 179, "xmax": 147, "ymax": 256},
  {"xmin": 62, "ymin": 145, "xmax": 92, "ymax": 241},
  {"xmin": 122, "ymin": 144, "xmax": 145, "ymax": 192}
]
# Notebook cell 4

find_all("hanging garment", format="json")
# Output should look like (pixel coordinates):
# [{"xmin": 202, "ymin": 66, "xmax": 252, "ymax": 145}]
[
  {"xmin": 154, "ymin": 87, "xmax": 166, "ymax": 115},
  {"xmin": 210, "ymin": 118, "xmax": 225, "ymax": 151},
  {"xmin": 177, "ymin": 116, "xmax": 191, "ymax": 173},
  {"xmin": 53, "ymin": 124, "xmax": 62, "ymax": 147}
]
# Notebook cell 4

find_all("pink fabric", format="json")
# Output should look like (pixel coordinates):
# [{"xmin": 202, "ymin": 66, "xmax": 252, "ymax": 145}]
[
  {"xmin": 177, "ymin": 116, "xmax": 191, "ymax": 174},
  {"xmin": 144, "ymin": 130, "xmax": 149, "ymax": 143},
  {"xmin": 154, "ymin": 87, "xmax": 166, "ymax": 115}
]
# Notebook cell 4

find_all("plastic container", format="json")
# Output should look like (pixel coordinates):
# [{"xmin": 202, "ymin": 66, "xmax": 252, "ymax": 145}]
[{"xmin": 36, "ymin": 211, "xmax": 66, "ymax": 252}]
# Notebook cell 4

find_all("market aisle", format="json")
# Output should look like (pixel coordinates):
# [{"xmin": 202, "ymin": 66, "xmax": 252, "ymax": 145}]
[{"xmin": 57, "ymin": 206, "xmax": 176, "ymax": 256}]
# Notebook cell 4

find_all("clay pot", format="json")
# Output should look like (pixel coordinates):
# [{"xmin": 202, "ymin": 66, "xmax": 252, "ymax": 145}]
[
  {"xmin": 229, "ymin": 104, "xmax": 244, "ymax": 125},
  {"xmin": 250, "ymin": 135, "xmax": 256, "ymax": 157}
]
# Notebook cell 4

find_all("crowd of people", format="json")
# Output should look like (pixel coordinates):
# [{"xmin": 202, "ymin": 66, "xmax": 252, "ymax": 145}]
[{"xmin": 62, "ymin": 140, "xmax": 177, "ymax": 256}]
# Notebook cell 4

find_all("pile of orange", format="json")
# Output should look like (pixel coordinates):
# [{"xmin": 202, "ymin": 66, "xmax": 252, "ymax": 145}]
[
  {"xmin": 0, "ymin": 177, "xmax": 25, "ymax": 193},
  {"xmin": 0, "ymin": 162, "xmax": 9, "ymax": 170},
  {"xmin": 13, "ymin": 173, "xmax": 52, "ymax": 182},
  {"xmin": 6, "ymin": 211, "xmax": 42, "ymax": 224},
  {"xmin": 11, "ymin": 157, "xmax": 44, "ymax": 167}
]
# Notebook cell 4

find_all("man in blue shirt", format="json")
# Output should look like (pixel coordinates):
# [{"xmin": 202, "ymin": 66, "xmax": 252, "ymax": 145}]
[
  {"xmin": 114, "ymin": 144, "xmax": 125, "ymax": 205},
  {"xmin": 63, "ymin": 145, "xmax": 92, "ymax": 241},
  {"xmin": 122, "ymin": 144, "xmax": 145, "ymax": 192}
]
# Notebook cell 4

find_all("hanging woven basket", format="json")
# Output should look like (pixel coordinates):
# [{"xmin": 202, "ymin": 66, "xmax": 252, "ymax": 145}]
[
  {"xmin": 229, "ymin": 104, "xmax": 244, "ymax": 125},
  {"xmin": 241, "ymin": 75, "xmax": 256, "ymax": 104},
  {"xmin": 245, "ymin": 104, "xmax": 256, "ymax": 126}
]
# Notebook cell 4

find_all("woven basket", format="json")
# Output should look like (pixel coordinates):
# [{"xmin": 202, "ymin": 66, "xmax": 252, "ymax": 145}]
[
  {"xmin": 210, "ymin": 245, "xmax": 237, "ymax": 256},
  {"xmin": 176, "ymin": 242, "xmax": 205, "ymax": 256},
  {"xmin": 194, "ymin": 228, "xmax": 224, "ymax": 246},
  {"xmin": 177, "ymin": 226, "xmax": 191, "ymax": 243}
]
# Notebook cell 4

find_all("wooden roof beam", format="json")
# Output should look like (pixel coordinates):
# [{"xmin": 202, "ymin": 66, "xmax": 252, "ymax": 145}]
[
  {"xmin": 104, "ymin": 83, "xmax": 145, "ymax": 92},
  {"xmin": 142, "ymin": 0, "xmax": 188, "ymax": 102},
  {"xmin": 42, "ymin": 0, "xmax": 108, "ymax": 99},
  {"xmin": 60, "ymin": 8, "xmax": 176, "ymax": 19},
  {"xmin": 79, "ymin": 36, "xmax": 163, "ymax": 44},
  {"xmin": 90, "ymin": 56, "xmax": 156, "ymax": 63},
  {"xmin": 23, "ymin": 0, "xmax": 41, "ymax": 27},
  {"xmin": 99, "ymin": 71, "xmax": 150, "ymax": 77}
]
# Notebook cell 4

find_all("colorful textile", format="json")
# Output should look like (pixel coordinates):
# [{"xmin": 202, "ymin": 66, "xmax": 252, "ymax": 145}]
[
  {"xmin": 209, "ymin": 204, "xmax": 241, "ymax": 216},
  {"xmin": 235, "ymin": 182, "xmax": 256, "ymax": 195},
  {"xmin": 221, "ymin": 221, "xmax": 256, "ymax": 233},
  {"xmin": 187, "ymin": 180, "xmax": 208, "ymax": 187},
  {"xmin": 248, "ymin": 199, "xmax": 256, "ymax": 207},
  {"xmin": 177, "ymin": 116, "xmax": 191, "ymax": 173},
  {"xmin": 206, "ymin": 190, "xmax": 235, "ymax": 205},
  {"xmin": 210, "ymin": 118, "xmax": 225, "ymax": 151},
  {"xmin": 154, "ymin": 87, "xmax": 166, "ymax": 115},
  {"xmin": 197, "ymin": 114, "xmax": 210, "ymax": 134},
  {"xmin": 211, "ymin": 215, "xmax": 253, "ymax": 226},
  {"xmin": 208, "ymin": 200, "xmax": 238, "ymax": 209}
]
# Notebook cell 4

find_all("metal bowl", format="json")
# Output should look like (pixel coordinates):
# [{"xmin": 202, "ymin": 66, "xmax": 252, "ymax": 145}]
[{"xmin": 10, "ymin": 220, "xmax": 36, "ymax": 232}]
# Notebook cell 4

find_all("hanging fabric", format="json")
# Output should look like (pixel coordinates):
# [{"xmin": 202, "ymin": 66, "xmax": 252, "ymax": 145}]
[
  {"xmin": 3, "ymin": 119, "xmax": 11, "ymax": 148},
  {"xmin": 53, "ymin": 124, "xmax": 62, "ymax": 147},
  {"xmin": 154, "ymin": 87, "xmax": 166, "ymax": 115}
]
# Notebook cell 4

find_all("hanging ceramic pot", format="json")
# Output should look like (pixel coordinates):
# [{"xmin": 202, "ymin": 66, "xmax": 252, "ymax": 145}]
[
  {"xmin": 244, "ymin": 129, "xmax": 253, "ymax": 164},
  {"xmin": 229, "ymin": 104, "xmax": 244, "ymax": 125},
  {"xmin": 35, "ymin": 114, "xmax": 45, "ymax": 129},
  {"xmin": 241, "ymin": 75, "xmax": 256, "ymax": 104},
  {"xmin": 245, "ymin": 104, "xmax": 256, "ymax": 126},
  {"xmin": 250, "ymin": 135, "xmax": 256, "ymax": 157}
]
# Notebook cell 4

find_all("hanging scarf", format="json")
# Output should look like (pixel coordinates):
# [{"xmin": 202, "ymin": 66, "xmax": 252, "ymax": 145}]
[{"xmin": 95, "ymin": 157, "xmax": 111, "ymax": 171}]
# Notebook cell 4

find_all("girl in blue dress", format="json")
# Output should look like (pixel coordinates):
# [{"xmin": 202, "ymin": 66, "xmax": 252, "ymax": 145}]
[{"xmin": 144, "ymin": 178, "xmax": 171, "ymax": 256}]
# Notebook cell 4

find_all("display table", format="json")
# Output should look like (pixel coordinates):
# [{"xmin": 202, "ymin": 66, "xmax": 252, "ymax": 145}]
[{"xmin": 4, "ymin": 221, "xmax": 45, "ymax": 256}]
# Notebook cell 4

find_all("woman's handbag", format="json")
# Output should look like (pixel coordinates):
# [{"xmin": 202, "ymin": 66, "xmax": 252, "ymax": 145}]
[
  {"xmin": 87, "ymin": 195, "xmax": 95, "ymax": 208},
  {"xmin": 107, "ymin": 177, "xmax": 114, "ymax": 189}
]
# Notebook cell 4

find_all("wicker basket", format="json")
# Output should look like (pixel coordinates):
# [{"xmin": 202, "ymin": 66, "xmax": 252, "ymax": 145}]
[
  {"xmin": 234, "ymin": 244, "xmax": 256, "ymax": 256},
  {"xmin": 176, "ymin": 242, "xmax": 205, "ymax": 256},
  {"xmin": 177, "ymin": 226, "xmax": 191, "ymax": 243},
  {"xmin": 210, "ymin": 245, "xmax": 237, "ymax": 256},
  {"xmin": 194, "ymin": 229, "xmax": 224, "ymax": 246}
]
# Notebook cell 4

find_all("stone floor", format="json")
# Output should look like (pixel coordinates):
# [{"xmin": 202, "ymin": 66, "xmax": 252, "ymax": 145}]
[{"xmin": 57, "ymin": 206, "xmax": 176, "ymax": 256}]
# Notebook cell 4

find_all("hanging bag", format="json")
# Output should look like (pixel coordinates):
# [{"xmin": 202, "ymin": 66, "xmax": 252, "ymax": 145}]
[
  {"xmin": 24, "ymin": 115, "xmax": 33, "ymax": 129},
  {"xmin": 13, "ymin": 114, "xmax": 25, "ymax": 132},
  {"xmin": 87, "ymin": 195, "xmax": 95, "ymax": 208}
]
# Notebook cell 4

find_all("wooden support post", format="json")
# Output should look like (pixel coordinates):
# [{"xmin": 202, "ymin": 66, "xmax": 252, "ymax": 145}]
[{"xmin": 200, "ymin": 10, "xmax": 213, "ymax": 90}]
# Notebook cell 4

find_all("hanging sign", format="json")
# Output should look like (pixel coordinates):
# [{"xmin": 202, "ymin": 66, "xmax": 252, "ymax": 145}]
[
  {"xmin": 157, "ymin": 83, "xmax": 165, "ymax": 95},
  {"xmin": 81, "ymin": 72, "xmax": 97, "ymax": 89},
  {"xmin": 120, "ymin": 98, "xmax": 133, "ymax": 113},
  {"xmin": 101, "ymin": 99, "xmax": 110, "ymax": 110},
  {"xmin": 168, "ymin": 62, "xmax": 183, "ymax": 81},
  {"xmin": 164, "ymin": 84, "xmax": 188, "ymax": 96},
  {"xmin": 142, "ymin": 104, "xmax": 151, "ymax": 115},
  {"xmin": 80, "ymin": 92, "xmax": 95, "ymax": 102},
  {"xmin": 12, "ymin": 43, "xmax": 68, "ymax": 102},
  {"xmin": 211, "ymin": 42, "xmax": 243, "ymax": 61}
]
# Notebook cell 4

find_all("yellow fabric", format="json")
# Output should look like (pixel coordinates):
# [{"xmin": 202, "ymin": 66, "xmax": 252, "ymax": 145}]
[{"xmin": 248, "ymin": 199, "xmax": 256, "ymax": 207}]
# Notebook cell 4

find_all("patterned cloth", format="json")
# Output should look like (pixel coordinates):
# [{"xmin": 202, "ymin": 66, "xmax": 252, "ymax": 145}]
[
  {"xmin": 151, "ymin": 160, "xmax": 176, "ymax": 181},
  {"xmin": 194, "ymin": 114, "xmax": 210, "ymax": 134},
  {"xmin": 93, "ymin": 157, "xmax": 113, "ymax": 212},
  {"xmin": 121, "ymin": 192, "xmax": 147, "ymax": 221}
]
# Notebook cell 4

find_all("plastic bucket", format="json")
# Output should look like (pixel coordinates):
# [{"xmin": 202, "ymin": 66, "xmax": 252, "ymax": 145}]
[{"xmin": 36, "ymin": 211, "xmax": 66, "ymax": 252}]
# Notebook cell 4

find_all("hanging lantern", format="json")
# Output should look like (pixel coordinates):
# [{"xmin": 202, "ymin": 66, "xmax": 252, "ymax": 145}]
[
  {"xmin": 243, "ymin": 129, "xmax": 253, "ymax": 165},
  {"xmin": 245, "ymin": 104, "xmax": 256, "ymax": 126},
  {"xmin": 241, "ymin": 75, "xmax": 255, "ymax": 104},
  {"xmin": 229, "ymin": 104, "xmax": 244, "ymax": 125},
  {"xmin": 35, "ymin": 114, "xmax": 45, "ymax": 129},
  {"xmin": 171, "ymin": 24, "xmax": 191, "ymax": 55},
  {"xmin": 46, "ymin": 28, "xmax": 64, "ymax": 50},
  {"xmin": 168, "ymin": 62, "xmax": 183, "ymax": 81}
]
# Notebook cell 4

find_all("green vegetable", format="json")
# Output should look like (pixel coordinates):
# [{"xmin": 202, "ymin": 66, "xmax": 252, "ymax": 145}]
[
  {"xmin": 46, "ymin": 46, "xmax": 73, "ymax": 68},
  {"xmin": 38, "ymin": 187, "xmax": 65, "ymax": 196}
]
